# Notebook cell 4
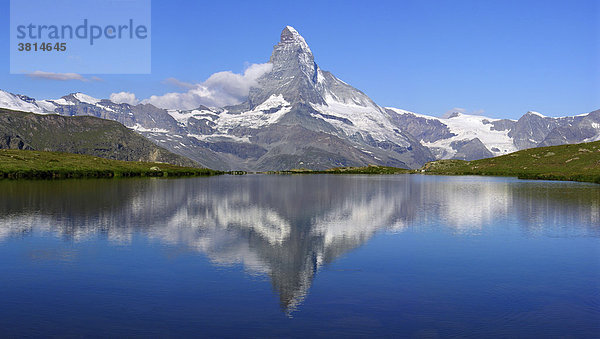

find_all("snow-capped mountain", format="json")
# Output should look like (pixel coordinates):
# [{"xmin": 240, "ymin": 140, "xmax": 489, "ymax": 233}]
[
  {"xmin": 166, "ymin": 25, "xmax": 434, "ymax": 170},
  {"xmin": 0, "ymin": 90, "xmax": 48, "ymax": 114},
  {"xmin": 0, "ymin": 26, "xmax": 598, "ymax": 169},
  {"xmin": 386, "ymin": 108, "xmax": 515, "ymax": 160},
  {"xmin": 384, "ymin": 107, "xmax": 600, "ymax": 161}
]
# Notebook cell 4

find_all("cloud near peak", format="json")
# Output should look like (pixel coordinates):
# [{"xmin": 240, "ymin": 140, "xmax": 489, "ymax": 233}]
[
  {"xmin": 110, "ymin": 92, "xmax": 139, "ymax": 105},
  {"xmin": 144, "ymin": 62, "xmax": 273, "ymax": 110}
]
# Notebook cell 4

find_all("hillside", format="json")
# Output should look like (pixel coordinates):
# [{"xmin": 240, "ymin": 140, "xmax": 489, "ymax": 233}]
[
  {"xmin": 0, "ymin": 109, "xmax": 198, "ymax": 167},
  {"xmin": 421, "ymin": 140, "xmax": 600, "ymax": 183},
  {"xmin": 0, "ymin": 149, "xmax": 220, "ymax": 179}
]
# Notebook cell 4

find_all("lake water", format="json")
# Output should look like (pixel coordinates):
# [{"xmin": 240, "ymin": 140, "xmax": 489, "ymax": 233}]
[{"xmin": 0, "ymin": 175, "xmax": 598, "ymax": 337}]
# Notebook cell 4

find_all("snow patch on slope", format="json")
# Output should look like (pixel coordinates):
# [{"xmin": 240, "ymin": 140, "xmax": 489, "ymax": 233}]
[
  {"xmin": 216, "ymin": 94, "xmax": 292, "ymax": 130},
  {"xmin": 131, "ymin": 124, "xmax": 170, "ymax": 133},
  {"xmin": 51, "ymin": 98, "xmax": 75, "ymax": 106},
  {"xmin": 527, "ymin": 111, "xmax": 545, "ymax": 118},
  {"xmin": 313, "ymin": 95, "xmax": 410, "ymax": 147},
  {"xmin": 386, "ymin": 107, "xmax": 517, "ymax": 159},
  {"xmin": 168, "ymin": 108, "xmax": 218, "ymax": 125},
  {"xmin": 35, "ymin": 100, "xmax": 57, "ymax": 112},
  {"xmin": 254, "ymin": 94, "xmax": 289, "ymax": 111},
  {"xmin": 73, "ymin": 93, "xmax": 100, "ymax": 105},
  {"xmin": 0, "ymin": 90, "xmax": 45, "ymax": 113},
  {"xmin": 430, "ymin": 114, "xmax": 517, "ymax": 158}
]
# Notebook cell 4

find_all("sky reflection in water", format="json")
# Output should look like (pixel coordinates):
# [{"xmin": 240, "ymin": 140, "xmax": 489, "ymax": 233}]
[{"xmin": 0, "ymin": 175, "xmax": 598, "ymax": 336}]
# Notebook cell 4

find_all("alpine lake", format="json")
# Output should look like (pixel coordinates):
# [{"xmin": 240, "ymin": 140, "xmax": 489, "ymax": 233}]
[{"xmin": 0, "ymin": 174, "xmax": 598, "ymax": 337}]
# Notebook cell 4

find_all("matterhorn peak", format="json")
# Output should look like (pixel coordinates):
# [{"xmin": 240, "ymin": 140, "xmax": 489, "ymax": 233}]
[
  {"xmin": 246, "ymin": 26, "xmax": 323, "ymax": 107},
  {"xmin": 281, "ymin": 26, "xmax": 298, "ymax": 40},
  {"xmin": 276, "ymin": 26, "xmax": 312, "ymax": 54},
  {"xmin": 280, "ymin": 26, "xmax": 307, "ymax": 45},
  {"xmin": 248, "ymin": 25, "xmax": 382, "ymax": 110}
]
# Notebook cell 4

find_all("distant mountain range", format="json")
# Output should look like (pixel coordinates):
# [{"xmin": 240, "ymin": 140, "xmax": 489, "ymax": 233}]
[{"xmin": 1, "ymin": 26, "xmax": 598, "ymax": 170}]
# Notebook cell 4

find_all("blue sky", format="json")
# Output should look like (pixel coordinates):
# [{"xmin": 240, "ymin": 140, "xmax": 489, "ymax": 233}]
[{"xmin": 1, "ymin": 0, "xmax": 598, "ymax": 119}]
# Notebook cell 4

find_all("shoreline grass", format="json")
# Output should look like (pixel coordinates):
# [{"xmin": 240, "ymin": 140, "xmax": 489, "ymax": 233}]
[
  {"xmin": 420, "ymin": 140, "xmax": 600, "ymax": 184},
  {"xmin": 0, "ymin": 149, "xmax": 223, "ymax": 180},
  {"xmin": 259, "ymin": 141, "xmax": 600, "ymax": 184},
  {"xmin": 3, "ymin": 140, "xmax": 599, "ymax": 184}
]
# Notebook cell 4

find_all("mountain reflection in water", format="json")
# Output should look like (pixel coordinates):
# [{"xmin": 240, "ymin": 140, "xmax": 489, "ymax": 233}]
[{"xmin": 0, "ymin": 175, "xmax": 598, "ymax": 314}]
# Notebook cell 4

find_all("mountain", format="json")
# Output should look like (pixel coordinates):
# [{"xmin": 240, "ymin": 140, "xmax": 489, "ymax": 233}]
[
  {"xmin": 385, "ymin": 108, "xmax": 600, "ymax": 160},
  {"xmin": 537, "ymin": 110, "xmax": 600, "ymax": 146},
  {"xmin": 0, "ymin": 90, "xmax": 230, "ymax": 169},
  {"xmin": 0, "ymin": 26, "xmax": 598, "ymax": 169},
  {"xmin": 0, "ymin": 27, "xmax": 435, "ymax": 170},
  {"xmin": 0, "ymin": 108, "xmax": 198, "ymax": 167},
  {"xmin": 164, "ymin": 26, "xmax": 434, "ymax": 170}
]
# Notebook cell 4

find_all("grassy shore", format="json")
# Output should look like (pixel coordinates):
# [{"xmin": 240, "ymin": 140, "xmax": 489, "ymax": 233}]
[
  {"xmin": 421, "ymin": 140, "xmax": 600, "ymax": 184},
  {"xmin": 0, "ymin": 150, "xmax": 222, "ymax": 179},
  {"xmin": 265, "ymin": 141, "xmax": 600, "ymax": 184}
]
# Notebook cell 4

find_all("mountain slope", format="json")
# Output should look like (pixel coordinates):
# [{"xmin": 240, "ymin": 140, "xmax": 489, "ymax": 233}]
[
  {"xmin": 0, "ymin": 108, "xmax": 199, "ymax": 167},
  {"xmin": 422, "ymin": 140, "xmax": 600, "ymax": 183},
  {"xmin": 538, "ymin": 109, "xmax": 600, "ymax": 146},
  {"xmin": 0, "ymin": 149, "xmax": 219, "ymax": 179}
]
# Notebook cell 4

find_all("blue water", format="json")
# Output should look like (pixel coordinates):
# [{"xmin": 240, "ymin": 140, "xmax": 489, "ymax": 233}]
[{"xmin": 0, "ymin": 175, "xmax": 598, "ymax": 337}]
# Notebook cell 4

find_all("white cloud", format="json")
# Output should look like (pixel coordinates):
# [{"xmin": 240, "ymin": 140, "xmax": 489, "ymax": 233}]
[
  {"xmin": 26, "ymin": 71, "xmax": 101, "ymax": 82},
  {"xmin": 110, "ymin": 92, "xmax": 139, "ymax": 105},
  {"xmin": 144, "ymin": 63, "xmax": 273, "ymax": 110}
]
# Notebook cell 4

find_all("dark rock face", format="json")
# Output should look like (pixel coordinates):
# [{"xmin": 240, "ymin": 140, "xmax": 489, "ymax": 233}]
[
  {"xmin": 187, "ymin": 117, "xmax": 215, "ymax": 135},
  {"xmin": 15, "ymin": 94, "xmax": 37, "ymax": 104},
  {"xmin": 509, "ymin": 112, "xmax": 573, "ymax": 149},
  {"xmin": 385, "ymin": 109, "xmax": 455, "ymax": 143},
  {"xmin": 538, "ymin": 110, "xmax": 600, "ymax": 147},
  {"xmin": 207, "ymin": 141, "xmax": 267, "ymax": 160},
  {"xmin": 490, "ymin": 119, "xmax": 516, "ymax": 131},
  {"xmin": 250, "ymin": 124, "xmax": 416, "ymax": 171},
  {"xmin": 0, "ymin": 134, "xmax": 33, "ymax": 150},
  {"xmin": 0, "ymin": 109, "xmax": 198, "ymax": 167},
  {"xmin": 452, "ymin": 138, "xmax": 494, "ymax": 161},
  {"xmin": 503, "ymin": 110, "xmax": 600, "ymax": 150},
  {"xmin": 133, "ymin": 132, "xmax": 230, "ymax": 170}
]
